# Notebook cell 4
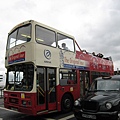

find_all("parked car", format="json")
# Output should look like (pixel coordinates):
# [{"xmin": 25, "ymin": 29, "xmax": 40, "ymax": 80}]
[{"xmin": 73, "ymin": 75, "xmax": 120, "ymax": 120}]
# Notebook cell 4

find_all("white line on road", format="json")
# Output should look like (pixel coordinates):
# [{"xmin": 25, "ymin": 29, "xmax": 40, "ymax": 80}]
[
  {"xmin": 58, "ymin": 114, "xmax": 74, "ymax": 120},
  {"xmin": 0, "ymin": 118, "xmax": 3, "ymax": 120},
  {"xmin": 45, "ymin": 114, "xmax": 74, "ymax": 120},
  {"xmin": 0, "ymin": 106, "xmax": 21, "ymax": 113},
  {"xmin": 45, "ymin": 118, "xmax": 56, "ymax": 120}
]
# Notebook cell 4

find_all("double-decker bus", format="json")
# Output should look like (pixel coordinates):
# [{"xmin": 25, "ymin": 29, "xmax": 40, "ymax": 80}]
[{"xmin": 4, "ymin": 20, "xmax": 114, "ymax": 115}]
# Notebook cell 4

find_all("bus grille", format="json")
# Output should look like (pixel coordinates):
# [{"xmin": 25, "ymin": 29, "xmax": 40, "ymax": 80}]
[
  {"xmin": 82, "ymin": 101, "xmax": 99, "ymax": 112},
  {"xmin": 9, "ymin": 98, "xmax": 19, "ymax": 104}
]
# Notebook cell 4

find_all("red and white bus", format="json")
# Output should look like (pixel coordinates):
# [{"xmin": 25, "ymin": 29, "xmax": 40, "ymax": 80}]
[{"xmin": 4, "ymin": 20, "xmax": 114, "ymax": 115}]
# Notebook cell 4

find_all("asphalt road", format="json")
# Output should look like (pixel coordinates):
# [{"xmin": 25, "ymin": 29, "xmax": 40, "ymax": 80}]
[
  {"xmin": 0, "ymin": 98, "xmax": 76, "ymax": 120},
  {"xmin": 1, "ymin": 98, "xmax": 120, "ymax": 120}
]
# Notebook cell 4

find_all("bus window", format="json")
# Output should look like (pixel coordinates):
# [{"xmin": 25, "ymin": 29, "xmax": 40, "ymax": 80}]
[
  {"xmin": 6, "ymin": 71, "xmax": 15, "ymax": 90},
  {"xmin": 57, "ymin": 33, "xmax": 74, "ymax": 52},
  {"xmin": 7, "ymin": 24, "xmax": 31, "ymax": 49},
  {"xmin": 59, "ymin": 69, "xmax": 76, "ymax": 85},
  {"xmin": 80, "ymin": 71, "xmax": 90, "ymax": 96},
  {"xmin": 91, "ymin": 71, "xmax": 100, "ymax": 82},
  {"xmin": 7, "ymin": 30, "xmax": 17, "ymax": 49},
  {"xmin": 48, "ymin": 68, "xmax": 56, "ymax": 103},
  {"xmin": 36, "ymin": 67, "xmax": 45, "ymax": 105},
  {"xmin": 6, "ymin": 63, "xmax": 34, "ymax": 91},
  {"xmin": 35, "ymin": 25, "xmax": 56, "ymax": 47}
]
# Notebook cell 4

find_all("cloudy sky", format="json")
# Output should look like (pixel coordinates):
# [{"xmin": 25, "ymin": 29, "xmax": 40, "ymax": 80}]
[{"xmin": 0, "ymin": 0, "xmax": 120, "ymax": 74}]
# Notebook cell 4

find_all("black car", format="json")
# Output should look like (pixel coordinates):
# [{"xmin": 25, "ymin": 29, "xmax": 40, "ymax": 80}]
[{"xmin": 73, "ymin": 75, "xmax": 120, "ymax": 120}]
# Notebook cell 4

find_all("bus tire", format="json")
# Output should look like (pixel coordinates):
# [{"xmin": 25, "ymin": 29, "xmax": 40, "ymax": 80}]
[{"xmin": 61, "ymin": 94, "xmax": 73, "ymax": 113}]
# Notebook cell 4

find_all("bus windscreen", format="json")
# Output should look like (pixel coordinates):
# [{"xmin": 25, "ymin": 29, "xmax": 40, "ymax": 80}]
[{"xmin": 6, "ymin": 63, "xmax": 34, "ymax": 91}]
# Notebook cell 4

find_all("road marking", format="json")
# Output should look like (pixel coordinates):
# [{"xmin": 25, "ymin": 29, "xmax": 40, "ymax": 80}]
[
  {"xmin": 0, "ymin": 118, "xmax": 3, "ymax": 120},
  {"xmin": 44, "ymin": 118, "xmax": 56, "ymax": 120},
  {"xmin": 58, "ymin": 114, "xmax": 74, "ymax": 120},
  {"xmin": 0, "ymin": 106, "xmax": 21, "ymax": 113},
  {"xmin": 45, "ymin": 114, "xmax": 74, "ymax": 120}
]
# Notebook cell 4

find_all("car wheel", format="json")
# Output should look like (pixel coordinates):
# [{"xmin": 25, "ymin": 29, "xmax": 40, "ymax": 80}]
[{"xmin": 61, "ymin": 94, "xmax": 73, "ymax": 113}]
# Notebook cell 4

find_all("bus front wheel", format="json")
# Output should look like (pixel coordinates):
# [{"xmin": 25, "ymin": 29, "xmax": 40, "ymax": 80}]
[{"xmin": 61, "ymin": 94, "xmax": 73, "ymax": 113}]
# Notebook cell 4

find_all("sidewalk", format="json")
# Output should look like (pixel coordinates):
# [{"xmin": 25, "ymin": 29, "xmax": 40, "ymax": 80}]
[
  {"xmin": 0, "ymin": 89, "xmax": 4, "ymax": 106},
  {"xmin": 0, "ymin": 98, "xmax": 3, "ymax": 105}
]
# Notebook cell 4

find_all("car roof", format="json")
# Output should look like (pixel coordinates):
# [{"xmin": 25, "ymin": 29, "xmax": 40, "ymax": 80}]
[{"xmin": 95, "ymin": 75, "xmax": 120, "ymax": 81}]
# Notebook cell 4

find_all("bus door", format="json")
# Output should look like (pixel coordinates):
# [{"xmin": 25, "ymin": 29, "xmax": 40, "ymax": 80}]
[
  {"xmin": 36, "ymin": 67, "xmax": 56, "ymax": 112},
  {"xmin": 80, "ymin": 71, "xmax": 90, "ymax": 96}
]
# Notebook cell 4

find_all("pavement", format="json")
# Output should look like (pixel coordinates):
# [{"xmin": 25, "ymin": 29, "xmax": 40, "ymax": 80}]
[
  {"xmin": 0, "ymin": 89, "xmax": 4, "ymax": 105},
  {"xmin": 0, "ymin": 97, "xmax": 3, "ymax": 105}
]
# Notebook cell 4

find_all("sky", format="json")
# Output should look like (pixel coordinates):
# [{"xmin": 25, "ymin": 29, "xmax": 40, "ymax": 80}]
[{"xmin": 0, "ymin": 0, "xmax": 120, "ymax": 76}]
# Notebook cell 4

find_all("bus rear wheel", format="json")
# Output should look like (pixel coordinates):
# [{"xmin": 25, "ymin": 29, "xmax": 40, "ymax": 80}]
[{"xmin": 61, "ymin": 94, "xmax": 73, "ymax": 113}]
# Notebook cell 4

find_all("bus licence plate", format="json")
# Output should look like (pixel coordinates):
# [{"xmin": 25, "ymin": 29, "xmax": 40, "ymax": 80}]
[{"xmin": 82, "ymin": 113, "xmax": 96, "ymax": 119}]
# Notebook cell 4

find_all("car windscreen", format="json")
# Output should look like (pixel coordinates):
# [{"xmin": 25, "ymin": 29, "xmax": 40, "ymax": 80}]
[{"xmin": 90, "ymin": 79, "xmax": 120, "ymax": 91}]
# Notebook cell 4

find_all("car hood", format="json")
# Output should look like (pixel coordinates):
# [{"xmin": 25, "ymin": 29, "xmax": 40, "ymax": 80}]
[{"xmin": 84, "ymin": 91, "xmax": 119, "ymax": 103}]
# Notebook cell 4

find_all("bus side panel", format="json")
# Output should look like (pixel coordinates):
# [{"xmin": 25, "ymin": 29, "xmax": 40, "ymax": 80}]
[{"xmin": 56, "ymin": 84, "xmax": 80, "ymax": 111}]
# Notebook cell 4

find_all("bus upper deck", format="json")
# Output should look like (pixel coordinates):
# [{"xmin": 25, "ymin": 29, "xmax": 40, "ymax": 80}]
[{"xmin": 6, "ymin": 20, "xmax": 113, "ymax": 72}]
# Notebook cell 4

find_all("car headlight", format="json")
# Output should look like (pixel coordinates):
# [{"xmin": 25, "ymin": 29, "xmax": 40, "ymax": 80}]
[
  {"xmin": 105, "ymin": 102, "xmax": 112, "ymax": 110},
  {"xmin": 74, "ymin": 100, "xmax": 80, "ymax": 106}
]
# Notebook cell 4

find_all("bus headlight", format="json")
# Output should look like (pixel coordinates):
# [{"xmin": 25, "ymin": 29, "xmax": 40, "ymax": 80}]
[
  {"xmin": 106, "ymin": 102, "xmax": 112, "ymax": 110},
  {"xmin": 22, "ymin": 100, "xmax": 27, "ymax": 105}
]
